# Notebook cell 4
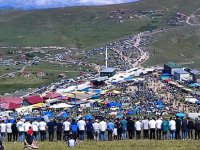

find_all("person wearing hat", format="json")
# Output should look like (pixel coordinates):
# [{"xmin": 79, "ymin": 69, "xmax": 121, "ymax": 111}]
[{"xmin": 93, "ymin": 120, "xmax": 100, "ymax": 141}]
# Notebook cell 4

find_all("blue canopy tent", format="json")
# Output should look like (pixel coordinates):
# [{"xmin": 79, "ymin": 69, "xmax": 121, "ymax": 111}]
[
  {"xmin": 90, "ymin": 94, "xmax": 100, "ymax": 99},
  {"xmin": 42, "ymin": 111, "xmax": 53, "ymax": 117},
  {"xmin": 107, "ymin": 102, "xmax": 122, "ymax": 108},
  {"xmin": 126, "ymin": 110, "xmax": 135, "ymax": 115},
  {"xmin": 115, "ymin": 114, "xmax": 123, "ymax": 119},
  {"xmin": 161, "ymin": 73, "xmax": 171, "ymax": 76},
  {"xmin": 85, "ymin": 115, "xmax": 93, "ymax": 120},
  {"xmin": 157, "ymin": 104, "xmax": 164, "ymax": 109},
  {"xmin": 61, "ymin": 113, "xmax": 69, "ymax": 118},
  {"xmin": 195, "ymin": 101, "xmax": 200, "ymax": 105},
  {"xmin": 176, "ymin": 112, "xmax": 186, "ymax": 118},
  {"xmin": 124, "ymin": 76, "xmax": 134, "ymax": 81},
  {"xmin": 93, "ymin": 89, "xmax": 101, "ymax": 94}
]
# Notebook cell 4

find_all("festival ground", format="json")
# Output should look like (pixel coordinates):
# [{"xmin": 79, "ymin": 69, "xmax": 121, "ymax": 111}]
[{"xmin": 4, "ymin": 140, "xmax": 200, "ymax": 150}]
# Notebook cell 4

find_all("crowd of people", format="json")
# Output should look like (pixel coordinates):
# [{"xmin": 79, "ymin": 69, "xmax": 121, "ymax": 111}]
[{"xmin": 0, "ymin": 115, "xmax": 200, "ymax": 146}]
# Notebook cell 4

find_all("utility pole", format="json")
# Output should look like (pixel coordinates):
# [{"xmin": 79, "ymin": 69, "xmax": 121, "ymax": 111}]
[{"xmin": 105, "ymin": 46, "xmax": 108, "ymax": 68}]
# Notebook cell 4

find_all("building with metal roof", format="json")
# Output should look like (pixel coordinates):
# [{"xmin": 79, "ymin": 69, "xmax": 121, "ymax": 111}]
[
  {"xmin": 164, "ymin": 62, "xmax": 183, "ymax": 75},
  {"xmin": 100, "ymin": 67, "xmax": 116, "ymax": 78}
]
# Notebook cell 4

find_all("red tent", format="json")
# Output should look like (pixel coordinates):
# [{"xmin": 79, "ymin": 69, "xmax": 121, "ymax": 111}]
[
  {"xmin": 43, "ymin": 92, "xmax": 62, "ymax": 99},
  {"xmin": 0, "ymin": 102, "xmax": 21, "ymax": 110},
  {"xmin": 24, "ymin": 95, "xmax": 44, "ymax": 104},
  {"xmin": 0, "ymin": 97, "xmax": 23, "ymax": 104}
]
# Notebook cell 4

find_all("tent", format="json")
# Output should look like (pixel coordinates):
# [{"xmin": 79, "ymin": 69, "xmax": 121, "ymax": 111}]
[
  {"xmin": 61, "ymin": 113, "xmax": 69, "ymax": 118},
  {"xmin": 42, "ymin": 111, "xmax": 53, "ymax": 117},
  {"xmin": 126, "ymin": 110, "xmax": 135, "ymax": 115},
  {"xmin": 185, "ymin": 96, "xmax": 198, "ymax": 104},
  {"xmin": 107, "ymin": 102, "xmax": 122, "ymax": 108},
  {"xmin": 1, "ymin": 102, "xmax": 21, "ymax": 110},
  {"xmin": 85, "ymin": 115, "xmax": 93, "ymax": 120},
  {"xmin": 24, "ymin": 95, "xmax": 44, "ymax": 105},
  {"xmin": 195, "ymin": 101, "xmax": 200, "ymax": 105},
  {"xmin": 43, "ymin": 92, "xmax": 62, "ymax": 99},
  {"xmin": 176, "ymin": 112, "xmax": 185, "ymax": 118},
  {"xmin": 0, "ymin": 97, "xmax": 23, "ymax": 104}
]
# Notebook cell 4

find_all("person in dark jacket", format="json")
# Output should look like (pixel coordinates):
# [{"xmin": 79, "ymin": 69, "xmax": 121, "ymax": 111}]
[
  {"xmin": 47, "ymin": 119, "xmax": 56, "ymax": 142},
  {"xmin": 86, "ymin": 119, "xmax": 94, "ymax": 140},
  {"xmin": 187, "ymin": 118, "xmax": 194, "ymax": 140},
  {"xmin": 181, "ymin": 118, "xmax": 188, "ymax": 140},
  {"xmin": 127, "ymin": 117, "xmax": 135, "ymax": 139},
  {"xmin": 56, "ymin": 119, "xmax": 63, "ymax": 141},
  {"xmin": 11, "ymin": 121, "xmax": 18, "ymax": 142},
  {"xmin": 175, "ymin": 117, "xmax": 181, "ymax": 139},
  {"xmin": 194, "ymin": 118, "xmax": 200, "ymax": 140}
]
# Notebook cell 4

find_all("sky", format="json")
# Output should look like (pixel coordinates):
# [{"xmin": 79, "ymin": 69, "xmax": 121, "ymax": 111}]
[{"xmin": 0, "ymin": 0, "xmax": 139, "ymax": 9}]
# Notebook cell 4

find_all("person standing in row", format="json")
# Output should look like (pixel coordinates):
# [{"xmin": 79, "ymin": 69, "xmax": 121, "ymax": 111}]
[
  {"xmin": 32, "ymin": 119, "xmax": 39, "ymax": 142},
  {"xmin": 17, "ymin": 119, "xmax": 25, "ymax": 142},
  {"xmin": 181, "ymin": 117, "xmax": 188, "ymax": 140},
  {"xmin": 149, "ymin": 117, "xmax": 156, "ymax": 140},
  {"xmin": 135, "ymin": 118, "xmax": 142, "ymax": 140},
  {"xmin": 188, "ymin": 118, "xmax": 194, "ymax": 140},
  {"xmin": 161, "ymin": 118, "xmax": 169, "ymax": 140},
  {"xmin": 39, "ymin": 118, "xmax": 47, "ymax": 141},
  {"xmin": 194, "ymin": 118, "xmax": 200, "ymax": 140},
  {"xmin": 86, "ymin": 119, "xmax": 93, "ymax": 140},
  {"xmin": 63, "ymin": 118, "xmax": 70, "ymax": 141},
  {"xmin": 77, "ymin": 117, "xmax": 86, "ymax": 141},
  {"xmin": 6, "ymin": 120, "xmax": 12, "ymax": 142},
  {"xmin": 120, "ymin": 117, "xmax": 127, "ymax": 140},
  {"xmin": 127, "ymin": 117, "xmax": 135, "ymax": 139},
  {"xmin": 47, "ymin": 119, "xmax": 56, "ymax": 142},
  {"xmin": 11, "ymin": 121, "xmax": 18, "ymax": 142},
  {"xmin": 99, "ymin": 119, "xmax": 107, "ymax": 141},
  {"xmin": 156, "ymin": 117, "xmax": 162, "ymax": 140},
  {"xmin": 70, "ymin": 119, "xmax": 78, "ymax": 141},
  {"xmin": 169, "ymin": 117, "xmax": 176, "ymax": 140},
  {"xmin": 24, "ymin": 120, "xmax": 32, "ymax": 138},
  {"xmin": 142, "ymin": 116, "xmax": 149, "ymax": 139},
  {"xmin": 175, "ymin": 117, "xmax": 181, "ymax": 140},
  {"xmin": 56, "ymin": 119, "xmax": 63, "ymax": 141},
  {"xmin": 0, "ymin": 120, "xmax": 6, "ymax": 141},
  {"xmin": 93, "ymin": 120, "xmax": 100, "ymax": 141},
  {"xmin": 107, "ymin": 119, "xmax": 114, "ymax": 141}
]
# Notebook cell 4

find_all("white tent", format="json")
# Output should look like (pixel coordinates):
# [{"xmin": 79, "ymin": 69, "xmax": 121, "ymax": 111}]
[
  {"xmin": 49, "ymin": 103, "xmax": 73, "ymax": 109},
  {"xmin": 185, "ymin": 96, "xmax": 198, "ymax": 104}
]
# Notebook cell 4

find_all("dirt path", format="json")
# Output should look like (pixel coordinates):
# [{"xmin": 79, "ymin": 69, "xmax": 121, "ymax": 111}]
[{"xmin": 186, "ymin": 7, "xmax": 200, "ymax": 26}]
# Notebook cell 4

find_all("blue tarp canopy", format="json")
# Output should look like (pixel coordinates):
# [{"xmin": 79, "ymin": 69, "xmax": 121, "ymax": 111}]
[
  {"xmin": 189, "ymin": 83, "xmax": 200, "ymax": 88},
  {"xmin": 127, "ymin": 110, "xmax": 135, "ymax": 115},
  {"xmin": 90, "ymin": 94, "xmax": 100, "ymax": 99},
  {"xmin": 124, "ymin": 76, "xmax": 134, "ymax": 81},
  {"xmin": 85, "ymin": 115, "xmax": 93, "ymax": 120},
  {"xmin": 176, "ymin": 112, "xmax": 186, "ymax": 118},
  {"xmin": 115, "ymin": 114, "xmax": 123, "ymax": 119},
  {"xmin": 195, "ymin": 101, "xmax": 200, "ymax": 105},
  {"xmin": 161, "ymin": 73, "xmax": 171, "ymax": 76},
  {"xmin": 93, "ymin": 89, "xmax": 101, "ymax": 94},
  {"xmin": 107, "ymin": 102, "xmax": 122, "ymax": 108},
  {"xmin": 42, "ymin": 111, "xmax": 53, "ymax": 117},
  {"xmin": 160, "ymin": 76, "xmax": 170, "ymax": 80},
  {"xmin": 61, "ymin": 113, "xmax": 69, "ymax": 118}
]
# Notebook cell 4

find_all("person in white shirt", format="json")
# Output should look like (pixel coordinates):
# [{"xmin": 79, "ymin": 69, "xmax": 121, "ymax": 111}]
[
  {"xmin": 6, "ymin": 120, "xmax": 12, "ymax": 142},
  {"xmin": 142, "ymin": 116, "xmax": 149, "ymax": 139},
  {"xmin": 16, "ymin": 119, "xmax": 25, "ymax": 142},
  {"xmin": 67, "ymin": 135, "xmax": 77, "ymax": 147},
  {"xmin": 63, "ymin": 119, "xmax": 71, "ymax": 141},
  {"xmin": 99, "ymin": 119, "xmax": 107, "ymax": 141},
  {"xmin": 77, "ymin": 118, "xmax": 86, "ymax": 141},
  {"xmin": 169, "ymin": 117, "xmax": 176, "ymax": 140},
  {"xmin": 32, "ymin": 119, "xmax": 39, "ymax": 141},
  {"xmin": 149, "ymin": 117, "xmax": 156, "ymax": 140},
  {"xmin": 92, "ymin": 120, "xmax": 100, "ymax": 141},
  {"xmin": 156, "ymin": 116, "xmax": 163, "ymax": 140},
  {"xmin": 24, "ymin": 120, "xmax": 32, "ymax": 137},
  {"xmin": 0, "ymin": 120, "xmax": 6, "ymax": 140},
  {"xmin": 135, "ymin": 118, "xmax": 142, "ymax": 140},
  {"xmin": 39, "ymin": 118, "xmax": 47, "ymax": 141}
]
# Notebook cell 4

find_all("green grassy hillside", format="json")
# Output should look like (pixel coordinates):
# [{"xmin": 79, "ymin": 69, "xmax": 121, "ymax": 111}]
[{"xmin": 0, "ymin": 0, "xmax": 199, "ymax": 48}]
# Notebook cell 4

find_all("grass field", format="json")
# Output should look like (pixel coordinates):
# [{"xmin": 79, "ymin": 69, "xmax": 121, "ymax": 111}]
[
  {"xmin": 144, "ymin": 26, "xmax": 200, "ymax": 69},
  {"xmin": 3, "ymin": 140, "xmax": 200, "ymax": 150},
  {"xmin": 0, "ymin": 62, "xmax": 80, "ymax": 95}
]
